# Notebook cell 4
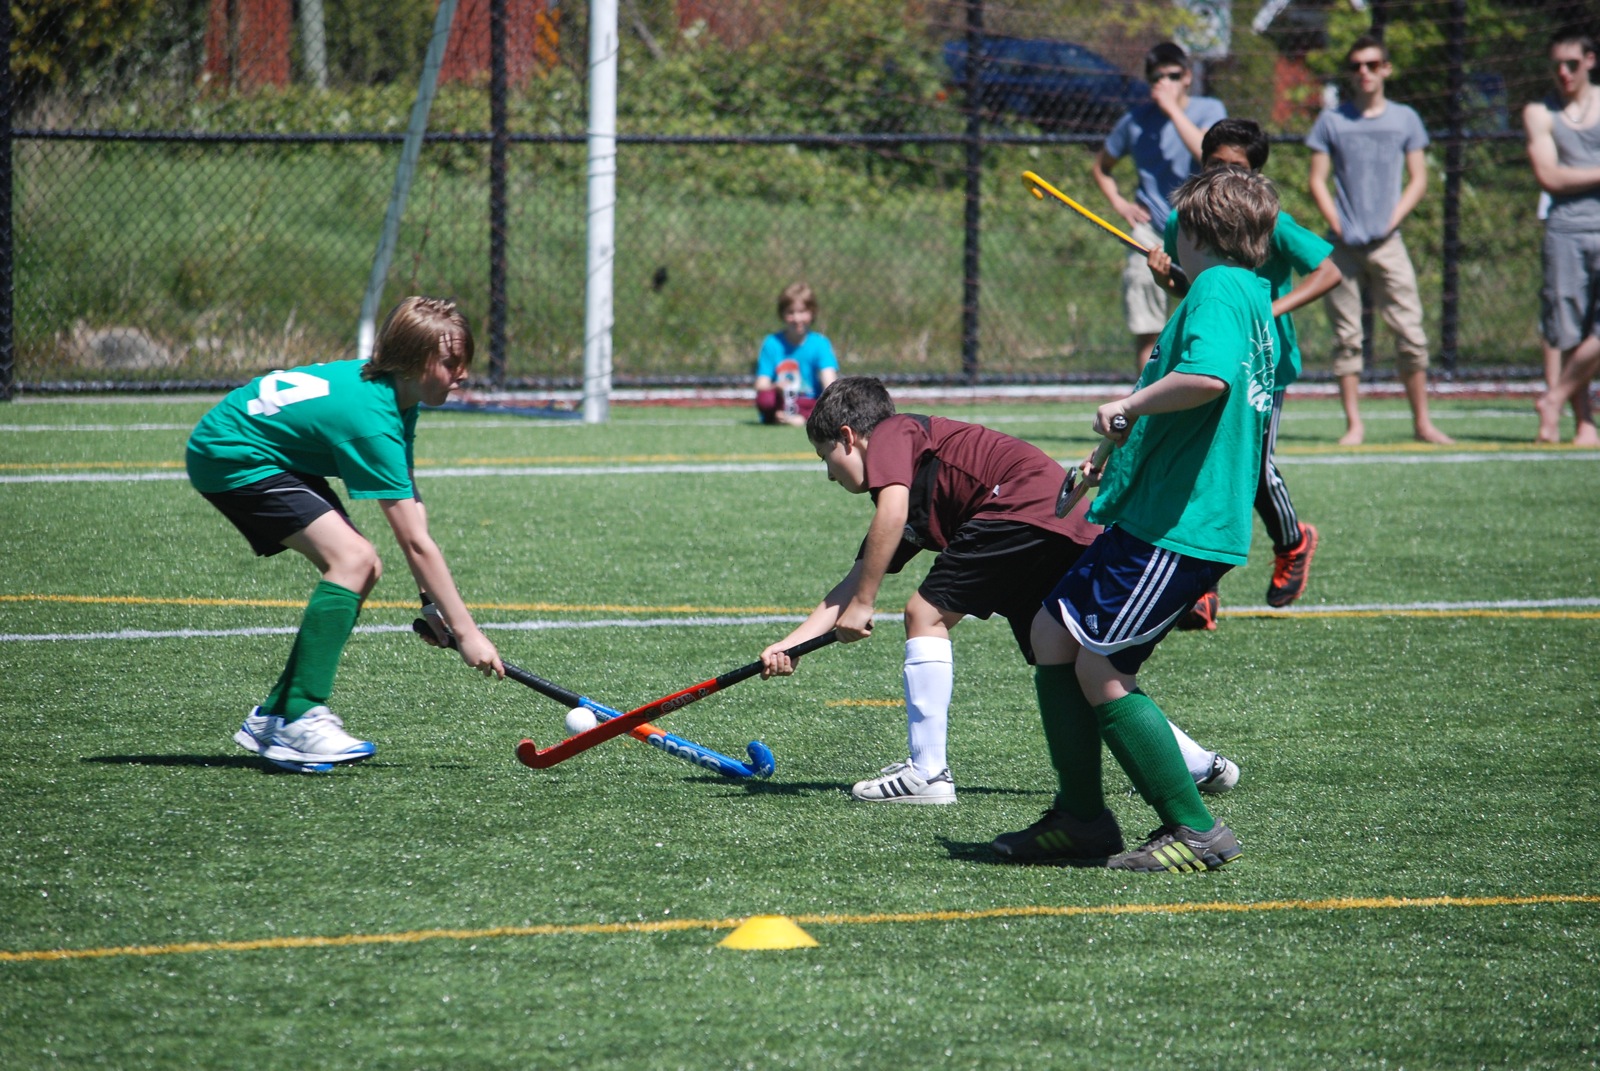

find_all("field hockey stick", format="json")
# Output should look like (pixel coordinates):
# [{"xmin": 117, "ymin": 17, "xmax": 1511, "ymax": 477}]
[
  {"xmin": 515, "ymin": 631, "xmax": 840, "ymax": 771},
  {"xmin": 1021, "ymin": 170, "xmax": 1188, "ymax": 288},
  {"xmin": 411, "ymin": 620, "xmax": 774, "ymax": 779},
  {"xmin": 1056, "ymin": 413, "xmax": 1129, "ymax": 517}
]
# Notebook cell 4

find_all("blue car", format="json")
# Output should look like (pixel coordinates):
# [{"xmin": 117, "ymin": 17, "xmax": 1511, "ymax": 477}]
[{"xmin": 943, "ymin": 36, "xmax": 1150, "ymax": 133}]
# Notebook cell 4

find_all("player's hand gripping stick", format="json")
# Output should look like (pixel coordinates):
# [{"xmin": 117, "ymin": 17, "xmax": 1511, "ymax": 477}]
[
  {"xmin": 412, "ymin": 619, "xmax": 775, "ymax": 779},
  {"xmin": 1056, "ymin": 413, "xmax": 1129, "ymax": 518},
  {"xmin": 514, "ymin": 631, "xmax": 840, "ymax": 771}
]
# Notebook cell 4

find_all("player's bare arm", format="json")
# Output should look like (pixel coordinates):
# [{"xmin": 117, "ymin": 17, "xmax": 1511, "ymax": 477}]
[
  {"xmin": 837, "ymin": 483, "xmax": 909, "ymax": 642},
  {"xmin": 1524, "ymin": 102, "xmax": 1600, "ymax": 195},
  {"xmin": 1107, "ymin": 371, "xmax": 1228, "ymax": 435},
  {"xmin": 1272, "ymin": 257, "xmax": 1342, "ymax": 319},
  {"xmin": 760, "ymin": 559, "xmax": 865, "ymax": 678},
  {"xmin": 380, "ymin": 496, "xmax": 504, "ymax": 678},
  {"xmin": 1147, "ymin": 246, "xmax": 1187, "ymax": 297}
]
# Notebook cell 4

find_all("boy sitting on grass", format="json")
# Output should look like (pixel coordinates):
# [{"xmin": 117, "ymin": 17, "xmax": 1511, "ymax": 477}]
[
  {"xmin": 753, "ymin": 282, "xmax": 839, "ymax": 426},
  {"xmin": 759, "ymin": 376, "xmax": 1238, "ymax": 804},
  {"xmin": 186, "ymin": 297, "xmax": 504, "ymax": 774},
  {"xmin": 990, "ymin": 166, "xmax": 1278, "ymax": 871}
]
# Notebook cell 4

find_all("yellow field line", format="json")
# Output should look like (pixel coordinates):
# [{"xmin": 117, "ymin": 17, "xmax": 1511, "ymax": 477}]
[
  {"xmin": 0, "ymin": 452, "xmax": 817, "ymax": 473},
  {"xmin": 4, "ymin": 893, "xmax": 1594, "ymax": 964},
  {"xmin": 3, "ymin": 593, "xmax": 1597, "ymax": 622},
  {"xmin": 0, "ymin": 594, "xmax": 810, "ymax": 614}
]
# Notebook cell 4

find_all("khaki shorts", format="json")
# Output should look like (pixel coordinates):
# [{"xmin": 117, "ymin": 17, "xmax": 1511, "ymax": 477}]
[
  {"xmin": 1121, "ymin": 220, "xmax": 1169, "ymax": 336},
  {"xmin": 1323, "ymin": 232, "xmax": 1430, "ymax": 378}
]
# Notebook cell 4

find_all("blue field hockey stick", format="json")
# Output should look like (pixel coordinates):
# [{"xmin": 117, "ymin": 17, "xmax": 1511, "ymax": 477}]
[{"xmin": 412, "ymin": 619, "xmax": 774, "ymax": 779}]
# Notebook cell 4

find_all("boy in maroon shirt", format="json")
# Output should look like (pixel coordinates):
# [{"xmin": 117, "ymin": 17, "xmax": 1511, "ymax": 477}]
[{"xmin": 760, "ymin": 377, "xmax": 1238, "ymax": 804}]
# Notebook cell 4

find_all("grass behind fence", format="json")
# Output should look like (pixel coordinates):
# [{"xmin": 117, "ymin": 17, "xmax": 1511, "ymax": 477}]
[
  {"xmin": 16, "ymin": 138, "xmax": 1547, "ymax": 385},
  {"xmin": 1, "ymin": 395, "xmax": 1597, "ymax": 1068}
]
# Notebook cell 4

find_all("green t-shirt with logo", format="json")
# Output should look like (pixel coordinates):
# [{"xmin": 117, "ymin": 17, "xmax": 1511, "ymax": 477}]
[
  {"xmin": 186, "ymin": 359, "xmax": 418, "ymax": 498},
  {"xmin": 1087, "ymin": 265, "xmax": 1275, "ymax": 566},
  {"xmin": 1164, "ymin": 208, "xmax": 1332, "ymax": 388}
]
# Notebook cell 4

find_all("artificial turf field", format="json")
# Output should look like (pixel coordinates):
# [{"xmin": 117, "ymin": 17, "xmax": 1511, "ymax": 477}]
[{"xmin": 2, "ymin": 392, "xmax": 1597, "ymax": 1069}]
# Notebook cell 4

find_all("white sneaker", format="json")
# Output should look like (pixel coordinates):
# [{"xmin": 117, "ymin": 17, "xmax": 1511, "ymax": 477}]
[
  {"xmin": 232, "ymin": 706, "xmax": 281, "ymax": 754},
  {"xmin": 262, "ymin": 706, "xmax": 375, "ymax": 772},
  {"xmin": 851, "ymin": 761, "xmax": 957, "ymax": 805},
  {"xmin": 1196, "ymin": 753, "xmax": 1240, "ymax": 794}
]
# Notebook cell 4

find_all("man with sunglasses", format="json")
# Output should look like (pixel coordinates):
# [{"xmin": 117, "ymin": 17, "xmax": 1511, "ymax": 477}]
[
  {"xmin": 1531, "ymin": 31, "xmax": 1600, "ymax": 445},
  {"xmin": 1091, "ymin": 41, "xmax": 1227, "ymax": 373},
  {"xmin": 1308, "ymin": 35, "xmax": 1453, "ymax": 446}
]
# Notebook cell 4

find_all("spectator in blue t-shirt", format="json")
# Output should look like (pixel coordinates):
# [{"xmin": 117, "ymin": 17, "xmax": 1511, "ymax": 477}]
[
  {"xmin": 754, "ymin": 282, "xmax": 839, "ymax": 426},
  {"xmin": 1091, "ymin": 41, "xmax": 1227, "ymax": 373}
]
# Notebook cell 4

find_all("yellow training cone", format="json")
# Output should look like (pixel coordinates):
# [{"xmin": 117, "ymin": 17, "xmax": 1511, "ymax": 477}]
[{"xmin": 717, "ymin": 915, "xmax": 819, "ymax": 950}]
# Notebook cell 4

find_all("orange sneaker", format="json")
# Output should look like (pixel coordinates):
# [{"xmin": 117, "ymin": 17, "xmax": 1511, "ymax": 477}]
[
  {"xmin": 1177, "ymin": 589, "xmax": 1218, "ymax": 631},
  {"xmin": 1267, "ymin": 523, "xmax": 1319, "ymax": 608}
]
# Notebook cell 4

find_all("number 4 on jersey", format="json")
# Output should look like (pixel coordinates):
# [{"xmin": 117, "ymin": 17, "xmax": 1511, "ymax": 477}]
[{"xmin": 247, "ymin": 370, "xmax": 331, "ymax": 416}]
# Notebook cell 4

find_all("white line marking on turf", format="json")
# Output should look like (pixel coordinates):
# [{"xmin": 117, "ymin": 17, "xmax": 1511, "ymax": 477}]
[
  {"xmin": 5, "ymin": 451, "xmax": 1599, "ymax": 486},
  {"xmin": 4, "ymin": 600, "xmax": 1596, "ymax": 645}
]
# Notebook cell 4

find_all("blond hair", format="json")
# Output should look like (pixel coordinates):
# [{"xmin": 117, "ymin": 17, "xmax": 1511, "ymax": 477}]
[
  {"xmin": 1170, "ymin": 166, "xmax": 1278, "ymax": 270},
  {"xmin": 777, "ymin": 282, "xmax": 818, "ymax": 319},
  {"xmin": 363, "ymin": 297, "xmax": 475, "ymax": 381}
]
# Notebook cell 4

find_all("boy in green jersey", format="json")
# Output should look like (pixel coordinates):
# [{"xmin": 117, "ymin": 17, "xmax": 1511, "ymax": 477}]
[
  {"xmin": 991, "ymin": 167, "xmax": 1278, "ymax": 872},
  {"xmin": 187, "ymin": 297, "xmax": 505, "ymax": 773},
  {"xmin": 1148, "ymin": 118, "xmax": 1342, "ymax": 624}
]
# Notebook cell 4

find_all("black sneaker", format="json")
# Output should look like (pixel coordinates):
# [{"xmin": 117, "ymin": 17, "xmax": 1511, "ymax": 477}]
[
  {"xmin": 1108, "ymin": 823, "xmax": 1242, "ymax": 873},
  {"xmin": 990, "ymin": 808, "xmax": 1124, "ymax": 866}
]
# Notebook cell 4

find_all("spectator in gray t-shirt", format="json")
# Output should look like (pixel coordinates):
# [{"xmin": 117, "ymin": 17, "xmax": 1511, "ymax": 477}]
[
  {"xmin": 1308, "ymin": 35, "xmax": 1453, "ymax": 446},
  {"xmin": 1091, "ymin": 41, "xmax": 1226, "ymax": 374}
]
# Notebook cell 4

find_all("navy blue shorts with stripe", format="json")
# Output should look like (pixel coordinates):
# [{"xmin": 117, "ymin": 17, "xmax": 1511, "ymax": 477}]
[{"xmin": 1042, "ymin": 526, "xmax": 1232, "ymax": 675}]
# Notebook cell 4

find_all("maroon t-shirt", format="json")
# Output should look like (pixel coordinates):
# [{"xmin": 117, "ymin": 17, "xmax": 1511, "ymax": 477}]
[{"xmin": 864, "ymin": 414, "xmax": 1100, "ymax": 552}]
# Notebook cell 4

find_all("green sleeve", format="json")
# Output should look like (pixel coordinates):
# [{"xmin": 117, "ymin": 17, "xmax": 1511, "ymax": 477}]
[{"xmin": 1273, "ymin": 210, "xmax": 1334, "ymax": 276}]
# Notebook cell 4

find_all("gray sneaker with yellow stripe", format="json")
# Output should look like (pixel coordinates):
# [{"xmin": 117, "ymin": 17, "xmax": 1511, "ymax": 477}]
[
  {"xmin": 990, "ymin": 807, "xmax": 1124, "ymax": 866},
  {"xmin": 1108, "ymin": 823, "xmax": 1242, "ymax": 873}
]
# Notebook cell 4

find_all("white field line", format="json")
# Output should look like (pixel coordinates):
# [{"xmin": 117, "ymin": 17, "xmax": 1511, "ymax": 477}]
[
  {"xmin": 4, "ymin": 599, "xmax": 1598, "ymax": 645},
  {"xmin": 4, "ymin": 450, "xmax": 1599, "ymax": 486}
]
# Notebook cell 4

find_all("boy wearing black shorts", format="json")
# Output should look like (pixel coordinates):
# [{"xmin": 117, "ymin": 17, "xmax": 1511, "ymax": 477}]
[
  {"xmin": 187, "ymin": 297, "xmax": 505, "ymax": 773},
  {"xmin": 991, "ymin": 167, "xmax": 1279, "ymax": 871},
  {"xmin": 759, "ymin": 376, "xmax": 1237, "ymax": 804}
]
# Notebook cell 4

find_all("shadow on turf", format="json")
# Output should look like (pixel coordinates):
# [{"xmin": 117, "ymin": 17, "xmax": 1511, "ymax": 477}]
[{"xmin": 82, "ymin": 754, "xmax": 415, "ymax": 773}]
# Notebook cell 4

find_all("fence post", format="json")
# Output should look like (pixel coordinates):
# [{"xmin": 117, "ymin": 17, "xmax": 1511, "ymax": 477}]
[
  {"xmin": 960, "ymin": 0, "xmax": 984, "ymax": 383},
  {"xmin": 1439, "ymin": 0, "xmax": 1466, "ymax": 373},
  {"xmin": 583, "ymin": 0, "xmax": 618, "ymax": 423},
  {"xmin": 0, "ymin": 0, "xmax": 12, "ymax": 401},
  {"xmin": 490, "ymin": 0, "xmax": 509, "ymax": 385}
]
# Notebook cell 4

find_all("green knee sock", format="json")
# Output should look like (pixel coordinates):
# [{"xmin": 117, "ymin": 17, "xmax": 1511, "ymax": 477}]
[
  {"xmin": 1033, "ymin": 664, "xmax": 1105, "ymax": 820},
  {"xmin": 1095, "ymin": 691, "xmax": 1214, "ymax": 832},
  {"xmin": 264, "ymin": 580, "xmax": 363, "ymax": 721}
]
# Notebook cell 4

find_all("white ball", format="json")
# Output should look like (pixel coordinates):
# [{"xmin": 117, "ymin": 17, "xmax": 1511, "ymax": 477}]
[{"xmin": 564, "ymin": 706, "xmax": 599, "ymax": 735}]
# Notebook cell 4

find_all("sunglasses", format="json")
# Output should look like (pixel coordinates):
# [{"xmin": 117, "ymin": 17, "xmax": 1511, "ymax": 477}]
[
  {"xmin": 1348, "ymin": 59, "xmax": 1385, "ymax": 73},
  {"xmin": 1553, "ymin": 58, "xmax": 1584, "ymax": 74},
  {"xmin": 1150, "ymin": 71, "xmax": 1186, "ymax": 83}
]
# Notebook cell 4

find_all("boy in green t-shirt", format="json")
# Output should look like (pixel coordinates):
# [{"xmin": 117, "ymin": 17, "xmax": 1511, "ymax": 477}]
[
  {"xmin": 187, "ymin": 297, "xmax": 505, "ymax": 773},
  {"xmin": 991, "ymin": 167, "xmax": 1279, "ymax": 872},
  {"xmin": 1149, "ymin": 118, "xmax": 1340, "ymax": 625}
]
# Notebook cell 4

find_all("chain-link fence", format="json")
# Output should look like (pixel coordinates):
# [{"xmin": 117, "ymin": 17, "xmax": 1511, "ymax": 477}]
[{"xmin": 2, "ymin": 0, "xmax": 1592, "ymax": 395}]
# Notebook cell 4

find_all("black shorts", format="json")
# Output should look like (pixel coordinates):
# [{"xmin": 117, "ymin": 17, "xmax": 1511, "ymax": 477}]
[
  {"xmin": 200, "ymin": 472, "xmax": 354, "ymax": 557},
  {"xmin": 917, "ymin": 519, "xmax": 1089, "ymax": 664}
]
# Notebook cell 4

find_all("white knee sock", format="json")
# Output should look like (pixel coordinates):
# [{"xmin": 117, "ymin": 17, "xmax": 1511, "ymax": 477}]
[
  {"xmin": 903, "ymin": 636, "xmax": 954, "ymax": 778},
  {"xmin": 1166, "ymin": 718, "xmax": 1216, "ymax": 780}
]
